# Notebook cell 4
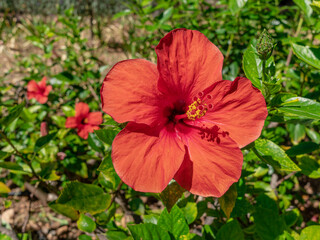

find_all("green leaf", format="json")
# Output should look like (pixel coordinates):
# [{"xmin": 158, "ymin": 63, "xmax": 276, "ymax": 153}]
[
  {"xmin": 311, "ymin": 1, "xmax": 320, "ymax": 13},
  {"xmin": 0, "ymin": 182, "xmax": 10, "ymax": 193},
  {"xmin": 128, "ymin": 223, "xmax": 171, "ymax": 240},
  {"xmin": 254, "ymin": 207, "xmax": 286, "ymax": 240},
  {"xmin": 95, "ymin": 204, "xmax": 116, "ymax": 225},
  {"xmin": 298, "ymin": 156, "xmax": 320, "ymax": 178},
  {"xmin": 48, "ymin": 202, "xmax": 79, "ymax": 221},
  {"xmin": 300, "ymin": 225, "xmax": 320, "ymax": 240},
  {"xmin": 283, "ymin": 209, "xmax": 300, "ymax": 227},
  {"xmin": 88, "ymin": 132, "xmax": 104, "ymax": 153},
  {"xmin": 160, "ymin": 180, "xmax": 185, "ymax": 212},
  {"xmin": 279, "ymin": 97, "xmax": 320, "ymax": 120},
  {"xmin": 77, "ymin": 214, "xmax": 96, "ymax": 233},
  {"xmin": 181, "ymin": 202, "xmax": 197, "ymax": 224},
  {"xmin": 0, "ymin": 233, "xmax": 13, "ymax": 240},
  {"xmin": 293, "ymin": 0, "xmax": 313, "ymax": 17},
  {"xmin": 34, "ymin": 132, "xmax": 57, "ymax": 152},
  {"xmin": 0, "ymin": 151, "xmax": 11, "ymax": 160},
  {"xmin": 216, "ymin": 220, "xmax": 244, "ymax": 240},
  {"xmin": 306, "ymin": 128, "xmax": 320, "ymax": 144},
  {"xmin": 56, "ymin": 182, "xmax": 111, "ymax": 215},
  {"xmin": 97, "ymin": 155, "xmax": 119, "ymax": 189},
  {"xmin": 0, "ymin": 162, "xmax": 26, "ymax": 172},
  {"xmin": 160, "ymin": 7, "xmax": 173, "ymax": 24},
  {"xmin": 286, "ymin": 142, "xmax": 319, "ymax": 156},
  {"xmin": 287, "ymin": 123, "xmax": 306, "ymax": 144},
  {"xmin": 243, "ymin": 45, "xmax": 262, "ymax": 89},
  {"xmin": 112, "ymin": 9, "xmax": 131, "ymax": 20},
  {"xmin": 78, "ymin": 235, "xmax": 92, "ymax": 240},
  {"xmin": 158, "ymin": 205, "xmax": 189, "ymax": 239},
  {"xmin": 219, "ymin": 183, "xmax": 237, "ymax": 219},
  {"xmin": 254, "ymin": 139, "xmax": 301, "ymax": 171},
  {"xmin": 0, "ymin": 102, "xmax": 25, "ymax": 127},
  {"xmin": 94, "ymin": 129, "xmax": 118, "ymax": 146},
  {"xmin": 292, "ymin": 43, "xmax": 320, "ymax": 69},
  {"xmin": 229, "ymin": 0, "xmax": 248, "ymax": 14}
]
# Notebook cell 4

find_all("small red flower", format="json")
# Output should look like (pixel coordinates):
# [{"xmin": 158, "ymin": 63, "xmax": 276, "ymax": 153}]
[
  {"xmin": 65, "ymin": 102, "xmax": 103, "ymax": 139},
  {"xmin": 27, "ymin": 77, "xmax": 52, "ymax": 104},
  {"xmin": 100, "ymin": 29, "xmax": 268, "ymax": 197}
]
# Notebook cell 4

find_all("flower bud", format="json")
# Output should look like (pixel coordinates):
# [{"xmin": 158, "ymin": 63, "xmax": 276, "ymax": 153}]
[
  {"xmin": 256, "ymin": 29, "xmax": 274, "ymax": 60},
  {"xmin": 40, "ymin": 122, "xmax": 48, "ymax": 136}
]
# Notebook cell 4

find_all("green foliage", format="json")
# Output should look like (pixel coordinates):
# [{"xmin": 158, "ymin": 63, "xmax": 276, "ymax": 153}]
[
  {"xmin": 56, "ymin": 181, "xmax": 111, "ymax": 215},
  {"xmin": 1, "ymin": 0, "xmax": 320, "ymax": 239}
]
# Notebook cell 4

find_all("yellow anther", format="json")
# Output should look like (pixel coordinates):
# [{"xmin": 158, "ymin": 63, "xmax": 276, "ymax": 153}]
[{"xmin": 186, "ymin": 98, "xmax": 207, "ymax": 121}]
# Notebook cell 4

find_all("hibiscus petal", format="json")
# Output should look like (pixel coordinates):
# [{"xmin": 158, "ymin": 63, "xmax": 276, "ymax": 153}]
[
  {"xmin": 174, "ymin": 124, "xmax": 243, "ymax": 197},
  {"xmin": 112, "ymin": 123, "xmax": 186, "ymax": 193},
  {"xmin": 27, "ymin": 80, "xmax": 40, "ymax": 92},
  {"xmin": 77, "ymin": 127, "xmax": 89, "ymax": 139},
  {"xmin": 75, "ymin": 102, "xmax": 90, "ymax": 118},
  {"xmin": 203, "ymin": 77, "xmax": 268, "ymax": 148},
  {"xmin": 101, "ymin": 59, "xmax": 165, "ymax": 127},
  {"xmin": 27, "ymin": 92, "xmax": 37, "ymax": 100},
  {"xmin": 43, "ymin": 85, "xmax": 52, "ymax": 96},
  {"xmin": 36, "ymin": 95, "xmax": 48, "ymax": 104},
  {"xmin": 87, "ymin": 112, "xmax": 103, "ymax": 126},
  {"xmin": 38, "ymin": 77, "xmax": 47, "ymax": 89},
  {"xmin": 65, "ymin": 117, "xmax": 78, "ymax": 128},
  {"xmin": 156, "ymin": 29, "xmax": 223, "ymax": 99}
]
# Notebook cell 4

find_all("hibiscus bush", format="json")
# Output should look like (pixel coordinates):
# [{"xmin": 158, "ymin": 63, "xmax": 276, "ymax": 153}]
[{"xmin": 1, "ymin": 0, "xmax": 320, "ymax": 239}]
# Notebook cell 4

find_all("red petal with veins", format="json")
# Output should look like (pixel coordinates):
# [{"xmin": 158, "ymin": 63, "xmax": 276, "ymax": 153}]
[
  {"xmin": 112, "ymin": 122, "xmax": 185, "ymax": 193},
  {"xmin": 174, "ymin": 123, "xmax": 243, "ymax": 197},
  {"xmin": 203, "ymin": 77, "xmax": 268, "ymax": 148},
  {"xmin": 101, "ymin": 59, "xmax": 167, "ymax": 127},
  {"xmin": 156, "ymin": 29, "xmax": 223, "ymax": 100}
]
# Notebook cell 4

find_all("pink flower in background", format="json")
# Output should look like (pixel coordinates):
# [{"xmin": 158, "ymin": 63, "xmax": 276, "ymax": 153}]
[
  {"xmin": 40, "ymin": 122, "xmax": 48, "ymax": 136},
  {"xmin": 27, "ymin": 77, "xmax": 52, "ymax": 104},
  {"xmin": 65, "ymin": 102, "xmax": 103, "ymax": 139}
]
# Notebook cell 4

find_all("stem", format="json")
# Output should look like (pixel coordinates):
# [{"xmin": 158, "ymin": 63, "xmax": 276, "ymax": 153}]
[
  {"xmin": 0, "ymin": 130, "xmax": 59, "ymax": 195},
  {"xmin": 0, "ymin": 130, "xmax": 37, "ymax": 177},
  {"xmin": 107, "ymin": 180, "xmax": 124, "ymax": 210}
]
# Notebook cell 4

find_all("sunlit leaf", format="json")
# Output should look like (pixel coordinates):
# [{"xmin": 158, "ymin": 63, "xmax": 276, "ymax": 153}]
[
  {"xmin": 300, "ymin": 225, "xmax": 320, "ymax": 240},
  {"xmin": 128, "ymin": 223, "xmax": 171, "ymax": 240},
  {"xmin": 254, "ymin": 139, "xmax": 301, "ymax": 171},
  {"xmin": 56, "ymin": 181, "xmax": 111, "ymax": 215},
  {"xmin": 292, "ymin": 43, "xmax": 320, "ymax": 69},
  {"xmin": 243, "ymin": 45, "xmax": 262, "ymax": 89},
  {"xmin": 229, "ymin": 0, "xmax": 248, "ymax": 14},
  {"xmin": 279, "ymin": 97, "xmax": 320, "ymax": 120},
  {"xmin": 158, "ymin": 205, "xmax": 189, "ymax": 239}
]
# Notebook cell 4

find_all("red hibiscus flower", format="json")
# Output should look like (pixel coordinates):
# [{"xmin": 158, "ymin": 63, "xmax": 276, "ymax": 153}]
[
  {"xmin": 100, "ymin": 29, "xmax": 268, "ymax": 197},
  {"xmin": 65, "ymin": 102, "xmax": 103, "ymax": 139},
  {"xmin": 27, "ymin": 77, "xmax": 52, "ymax": 104}
]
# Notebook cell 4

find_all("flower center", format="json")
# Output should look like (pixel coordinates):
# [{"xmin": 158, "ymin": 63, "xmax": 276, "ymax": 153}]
[
  {"xmin": 186, "ymin": 98, "xmax": 207, "ymax": 120},
  {"xmin": 81, "ymin": 118, "xmax": 88, "ymax": 124},
  {"xmin": 186, "ymin": 92, "xmax": 213, "ymax": 121}
]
